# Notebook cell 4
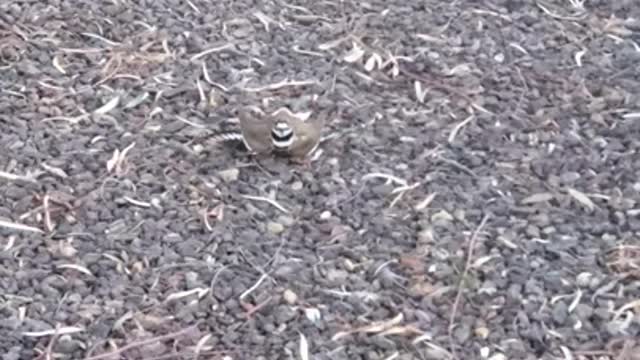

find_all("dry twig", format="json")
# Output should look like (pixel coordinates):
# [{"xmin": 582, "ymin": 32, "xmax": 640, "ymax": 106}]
[
  {"xmin": 83, "ymin": 324, "xmax": 199, "ymax": 360},
  {"xmin": 448, "ymin": 214, "xmax": 490, "ymax": 359}
]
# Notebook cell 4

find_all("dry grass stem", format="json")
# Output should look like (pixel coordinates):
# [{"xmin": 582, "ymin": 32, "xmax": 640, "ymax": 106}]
[
  {"xmin": 106, "ymin": 142, "xmax": 135, "ymax": 175},
  {"xmin": 242, "ymin": 79, "xmax": 317, "ymax": 92},
  {"xmin": 81, "ymin": 32, "xmax": 121, "ymax": 46},
  {"xmin": 415, "ymin": 192, "xmax": 438, "ymax": 211},
  {"xmin": 43, "ymin": 194, "xmax": 53, "ymax": 232},
  {"xmin": 536, "ymin": 2, "xmax": 587, "ymax": 21},
  {"xmin": 122, "ymin": 196, "xmax": 151, "ymax": 208},
  {"xmin": 190, "ymin": 43, "xmax": 235, "ymax": 61},
  {"xmin": 201, "ymin": 62, "xmax": 229, "ymax": 91},
  {"xmin": 239, "ymin": 194, "xmax": 290, "ymax": 213},
  {"xmin": 166, "ymin": 287, "xmax": 209, "ymax": 302},
  {"xmin": 299, "ymin": 332, "xmax": 310, "ymax": 360},
  {"xmin": 186, "ymin": 0, "xmax": 200, "ymax": 13},
  {"xmin": 239, "ymin": 273, "xmax": 269, "ymax": 302},
  {"xmin": 362, "ymin": 173, "xmax": 408, "ymax": 187},
  {"xmin": 0, "ymin": 218, "xmax": 44, "ymax": 234},
  {"xmin": 0, "ymin": 170, "xmax": 38, "ymax": 183},
  {"xmin": 389, "ymin": 182, "xmax": 421, "ymax": 209},
  {"xmin": 83, "ymin": 324, "xmax": 199, "ymax": 360},
  {"xmin": 42, "ymin": 114, "xmax": 91, "ymax": 124},
  {"xmin": 292, "ymin": 45, "xmax": 324, "ymax": 57},
  {"xmin": 253, "ymin": 11, "xmax": 282, "ymax": 32},
  {"xmin": 448, "ymin": 114, "xmax": 475, "ymax": 143},
  {"xmin": 56, "ymin": 264, "xmax": 93, "ymax": 276},
  {"xmin": 175, "ymin": 115, "xmax": 206, "ymax": 129},
  {"xmin": 93, "ymin": 95, "xmax": 120, "ymax": 115},
  {"xmin": 23, "ymin": 326, "xmax": 84, "ymax": 338},
  {"xmin": 448, "ymin": 214, "xmax": 490, "ymax": 359}
]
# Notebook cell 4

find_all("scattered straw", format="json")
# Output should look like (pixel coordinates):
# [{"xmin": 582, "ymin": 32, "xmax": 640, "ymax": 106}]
[
  {"xmin": 23, "ymin": 326, "xmax": 84, "ymax": 338},
  {"xmin": 56, "ymin": 264, "xmax": 93, "ymax": 276},
  {"xmin": 0, "ymin": 170, "xmax": 37, "ymax": 183},
  {"xmin": 122, "ymin": 196, "xmax": 151, "ymax": 208},
  {"xmin": 389, "ymin": 182, "xmax": 421, "ymax": 209},
  {"xmin": 165, "ymin": 288, "xmax": 209, "ymax": 302},
  {"xmin": 0, "ymin": 218, "xmax": 43, "ymax": 234},
  {"xmin": 362, "ymin": 173, "xmax": 408, "ymax": 187},
  {"xmin": 536, "ymin": 2, "xmax": 587, "ymax": 21},
  {"xmin": 186, "ymin": 0, "xmax": 200, "ymax": 13},
  {"xmin": 448, "ymin": 214, "xmax": 490, "ymax": 359},
  {"xmin": 239, "ymin": 273, "xmax": 269, "ymax": 302},
  {"xmin": 415, "ymin": 192, "xmax": 438, "ymax": 211},
  {"xmin": 299, "ymin": 333, "xmax": 309, "ymax": 360},
  {"xmin": 242, "ymin": 79, "xmax": 317, "ymax": 92},
  {"xmin": 190, "ymin": 43, "xmax": 235, "ymax": 61},
  {"xmin": 83, "ymin": 324, "xmax": 199, "ymax": 360},
  {"xmin": 448, "ymin": 114, "xmax": 475, "ymax": 144},
  {"xmin": 106, "ymin": 142, "xmax": 136, "ymax": 175},
  {"xmin": 202, "ymin": 62, "xmax": 229, "ymax": 91},
  {"xmin": 43, "ymin": 194, "xmax": 53, "ymax": 232},
  {"xmin": 175, "ymin": 115, "xmax": 206, "ymax": 129},
  {"xmin": 253, "ymin": 11, "xmax": 283, "ymax": 32},
  {"xmin": 239, "ymin": 194, "xmax": 290, "ymax": 213},
  {"xmin": 93, "ymin": 95, "xmax": 120, "ymax": 115},
  {"xmin": 81, "ymin": 32, "xmax": 121, "ymax": 46}
]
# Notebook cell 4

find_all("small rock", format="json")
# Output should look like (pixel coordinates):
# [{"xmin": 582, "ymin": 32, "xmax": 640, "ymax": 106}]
[
  {"xmin": 274, "ymin": 304, "xmax": 297, "ymax": 324},
  {"xmin": 267, "ymin": 222, "xmax": 284, "ymax": 235},
  {"xmin": 372, "ymin": 184, "xmax": 394, "ymax": 196},
  {"xmin": 232, "ymin": 27, "xmax": 252, "ymax": 38},
  {"xmin": 431, "ymin": 210, "xmax": 453, "ymax": 223},
  {"xmin": 453, "ymin": 322, "xmax": 471, "ymax": 342},
  {"xmin": 326, "ymin": 269, "xmax": 348, "ymax": 282},
  {"xmin": 344, "ymin": 259, "xmax": 356, "ymax": 271},
  {"xmin": 291, "ymin": 181, "xmax": 303, "ymax": 191},
  {"xmin": 560, "ymin": 171, "xmax": 581, "ymax": 184},
  {"xmin": 525, "ymin": 225, "xmax": 540, "ymax": 237},
  {"xmin": 475, "ymin": 326, "xmax": 490, "ymax": 339},
  {"xmin": 319, "ymin": 211, "xmax": 331, "ymax": 220},
  {"xmin": 552, "ymin": 301, "xmax": 568, "ymax": 325},
  {"xmin": 192, "ymin": 144, "xmax": 204, "ymax": 154},
  {"xmin": 304, "ymin": 307, "xmax": 321, "ymax": 323},
  {"xmin": 593, "ymin": 307, "xmax": 610, "ymax": 320},
  {"xmin": 453, "ymin": 209, "xmax": 465, "ymax": 222},
  {"xmin": 55, "ymin": 335, "xmax": 79, "ymax": 353},
  {"xmin": 57, "ymin": 241, "xmax": 78, "ymax": 258},
  {"xmin": 573, "ymin": 303, "xmax": 594, "ymax": 320},
  {"xmin": 576, "ymin": 272, "xmax": 593, "ymax": 287},
  {"xmin": 277, "ymin": 215, "xmax": 295, "ymax": 227},
  {"xmin": 283, "ymin": 289, "xmax": 298, "ymax": 304},
  {"xmin": 218, "ymin": 168, "xmax": 239, "ymax": 182},
  {"xmin": 185, "ymin": 271, "xmax": 199, "ymax": 288},
  {"xmin": 418, "ymin": 227, "xmax": 434, "ymax": 243}
]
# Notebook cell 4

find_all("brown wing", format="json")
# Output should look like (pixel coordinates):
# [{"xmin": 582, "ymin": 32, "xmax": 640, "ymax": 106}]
[{"xmin": 237, "ymin": 108, "xmax": 275, "ymax": 154}]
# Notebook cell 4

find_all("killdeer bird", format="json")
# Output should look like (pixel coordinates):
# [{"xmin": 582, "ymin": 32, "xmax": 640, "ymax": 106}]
[{"xmin": 209, "ymin": 105, "xmax": 327, "ymax": 163}]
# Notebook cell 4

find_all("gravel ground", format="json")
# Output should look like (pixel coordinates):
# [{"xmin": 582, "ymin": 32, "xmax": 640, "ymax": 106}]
[{"xmin": 1, "ymin": 1, "xmax": 640, "ymax": 359}]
